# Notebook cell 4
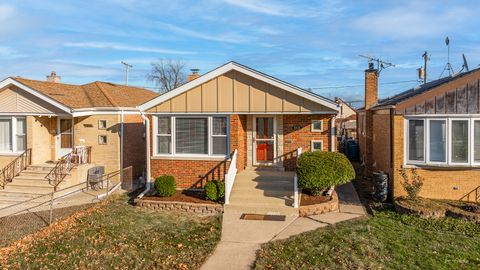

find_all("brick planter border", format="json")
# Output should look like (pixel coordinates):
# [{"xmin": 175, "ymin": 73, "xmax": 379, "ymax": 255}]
[
  {"xmin": 299, "ymin": 190, "xmax": 339, "ymax": 217},
  {"xmin": 135, "ymin": 199, "xmax": 223, "ymax": 215}
]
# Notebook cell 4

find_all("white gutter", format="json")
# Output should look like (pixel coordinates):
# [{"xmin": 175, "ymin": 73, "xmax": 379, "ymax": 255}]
[
  {"xmin": 331, "ymin": 115, "xmax": 336, "ymax": 152},
  {"xmin": 138, "ymin": 112, "xmax": 151, "ymax": 198}
]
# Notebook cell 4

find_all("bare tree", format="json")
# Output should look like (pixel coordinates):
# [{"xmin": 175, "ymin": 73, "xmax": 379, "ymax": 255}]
[{"xmin": 148, "ymin": 59, "xmax": 187, "ymax": 93}]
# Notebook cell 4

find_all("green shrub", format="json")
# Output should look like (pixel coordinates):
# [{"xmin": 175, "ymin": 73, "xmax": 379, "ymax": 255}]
[
  {"xmin": 296, "ymin": 151, "xmax": 355, "ymax": 196},
  {"xmin": 204, "ymin": 180, "xmax": 225, "ymax": 202},
  {"xmin": 399, "ymin": 168, "xmax": 424, "ymax": 200},
  {"xmin": 154, "ymin": 175, "xmax": 176, "ymax": 197}
]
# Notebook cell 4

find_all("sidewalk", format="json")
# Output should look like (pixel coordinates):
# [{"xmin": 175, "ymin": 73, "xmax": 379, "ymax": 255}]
[{"xmin": 201, "ymin": 182, "xmax": 366, "ymax": 270}]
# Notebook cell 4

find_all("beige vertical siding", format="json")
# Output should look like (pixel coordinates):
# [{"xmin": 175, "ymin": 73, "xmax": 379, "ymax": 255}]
[
  {"xmin": 146, "ymin": 70, "xmax": 335, "ymax": 114},
  {"xmin": 0, "ymin": 86, "xmax": 64, "ymax": 114}
]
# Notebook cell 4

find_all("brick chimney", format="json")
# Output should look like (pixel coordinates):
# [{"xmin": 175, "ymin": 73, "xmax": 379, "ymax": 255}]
[
  {"xmin": 364, "ymin": 63, "xmax": 378, "ymax": 109},
  {"xmin": 46, "ymin": 71, "xmax": 61, "ymax": 83},
  {"xmin": 188, "ymin": 69, "xmax": 200, "ymax": 82}
]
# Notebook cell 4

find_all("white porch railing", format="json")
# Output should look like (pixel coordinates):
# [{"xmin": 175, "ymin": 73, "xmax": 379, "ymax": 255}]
[
  {"xmin": 224, "ymin": 149, "xmax": 238, "ymax": 205},
  {"xmin": 293, "ymin": 147, "xmax": 302, "ymax": 208}
]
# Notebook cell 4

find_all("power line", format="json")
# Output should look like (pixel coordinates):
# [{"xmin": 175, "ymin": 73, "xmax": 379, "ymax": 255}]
[{"xmin": 308, "ymin": 79, "xmax": 418, "ymax": 90}]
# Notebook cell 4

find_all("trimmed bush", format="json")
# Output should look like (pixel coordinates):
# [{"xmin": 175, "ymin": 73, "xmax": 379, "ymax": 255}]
[
  {"xmin": 204, "ymin": 180, "xmax": 225, "ymax": 202},
  {"xmin": 296, "ymin": 151, "xmax": 355, "ymax": 196},
  {"xmin": 154, "ymin": 175, "xmax": 176, "ymax": 197}
]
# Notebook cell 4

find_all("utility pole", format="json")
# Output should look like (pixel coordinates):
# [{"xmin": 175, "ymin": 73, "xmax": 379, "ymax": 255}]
[
  {"xmin": 422, "ymin": 51, "xmax": 429, "ymax": 84},
  {"xmin": 121, "ymin": 61, "xmax": 133, "ymax": 86}
]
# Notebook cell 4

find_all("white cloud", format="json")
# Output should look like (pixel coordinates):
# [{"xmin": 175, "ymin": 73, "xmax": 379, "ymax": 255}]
[
  {"xmin": 0, "ymin": 46, "xmax": 26, "ymax": 58},
  {"xmin": 353, "ymin": 5, "xmax": 473, "ymax": 39},
  {"xmin": 156, "ymin": 23, "xmax": 252, "ymax": 44},
  {"xmin": 63, "ymin": 42, "xmax": 196, "ymax": 55},
  {"xmin": 221, "ymin": 0, "xmax": 340, "ymax": 18}
]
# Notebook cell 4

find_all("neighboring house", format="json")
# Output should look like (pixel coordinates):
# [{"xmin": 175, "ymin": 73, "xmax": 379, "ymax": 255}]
[
  {"xmin": 138, "ymin": 62, "xmax": 339, "ymax": 189},
  {"xmin": 0, "ymin": 72, "xmax": 158, "ymax": 192},
  {"xmin": 335, "ymin": 98, "xmax": 357, "ymax": 140},
  {"xmin": 358, "ymin": 63, "xmax": 480, "ymax": 202}
]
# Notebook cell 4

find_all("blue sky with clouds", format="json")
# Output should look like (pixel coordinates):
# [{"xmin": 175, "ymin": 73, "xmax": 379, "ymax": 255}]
[{"xmin": 1, "ymin": 0, "xmax": 479, "ymax": 105}]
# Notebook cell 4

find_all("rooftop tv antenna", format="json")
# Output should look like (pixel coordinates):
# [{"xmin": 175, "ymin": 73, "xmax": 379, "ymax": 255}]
[
  {"xmin": 359, "ymin": 54, "xmax": 395, "ymax": 74},
  {"xmin": 439, "ymin": 37, "xmax": 455, "ymax": 78},
  {"xmin": 121, "ymin": 61, "xmax": 133, "ymax": 86}
]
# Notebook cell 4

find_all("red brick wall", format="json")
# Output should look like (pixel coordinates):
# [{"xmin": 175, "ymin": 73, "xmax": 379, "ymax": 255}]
[
  {"xmin": 283, "ymin": 114, "xmax": 333, "ymax": 171},
  {"xmin": 123, "ymin": 114, "xmax": 146, "ymax": 179},
  {"xmin": 149, "ymin": 114, "xmax": 247, "ymax": 188}
]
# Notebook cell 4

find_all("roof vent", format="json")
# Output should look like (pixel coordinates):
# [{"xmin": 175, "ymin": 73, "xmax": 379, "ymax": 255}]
[{"xmin": 46, "ymin": 71, "xmax": 61, "ymax": 83}]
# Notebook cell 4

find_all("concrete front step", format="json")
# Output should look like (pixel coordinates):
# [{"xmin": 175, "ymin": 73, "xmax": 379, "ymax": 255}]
[
  {"xmin": 27, "ymin": 164, "xmax": 57, "ymax": 172},
  {"xmin": 7, "ymin": 179, "xmax": 53, "ymax": 187},
  {"xmin": 224, "ymin": 204, "xmax": 297, "ymax": 216},
  {"xmin": 1, "ymin": 185, "xmax": 54, "ymax": 194}
]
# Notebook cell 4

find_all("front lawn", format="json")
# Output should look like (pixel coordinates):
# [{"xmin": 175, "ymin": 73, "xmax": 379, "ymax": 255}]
[
  {"xmin": 1, "ymin": 195, "xmax": 222, "ymax": 269},
  {"xmin": 255, "ymin": 207, "xmax": 480, "ymax": 269}
]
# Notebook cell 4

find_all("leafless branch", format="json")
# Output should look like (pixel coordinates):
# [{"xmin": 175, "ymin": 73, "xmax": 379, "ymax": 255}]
[{"xmin": 148, "ymin": 59, "xmax": 187, "ymax": 93}]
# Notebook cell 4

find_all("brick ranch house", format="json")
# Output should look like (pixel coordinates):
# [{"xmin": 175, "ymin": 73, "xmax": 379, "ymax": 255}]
[
  {"xmin": 138, "ymin": 62, "xmax": 339, "ymax": 189},
  {"xmin": 0, "ymin": 72, "xmax": 158, "ymax": 192},
  {"xmin": 358, "ymin": 63, "xmax": 480, "ymax": 202}
]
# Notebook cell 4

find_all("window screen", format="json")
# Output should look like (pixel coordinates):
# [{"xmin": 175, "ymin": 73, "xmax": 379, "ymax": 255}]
[{"xmin": 175, "ymin": 118, "xmax": 208, "ymax": 154}]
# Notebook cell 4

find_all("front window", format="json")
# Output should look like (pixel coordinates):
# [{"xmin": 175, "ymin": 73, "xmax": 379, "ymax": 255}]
[
  {"xmin": 406, "ymin": 118, "xmax": 479, "ymax": 166},
  {"xmin": 408, "ymin": 120, "xmax": 424, "ymax": 162},
  {"xmin": 451, "ymin": 120, "xmax": 469, "ymax": 163},
  {"xmin": 0, "ymin": 117, "xmax": 26, "ymax": 153},
  {"xmin": 154, "ymin": 116, "xmax": 229, "ymax": 157}
]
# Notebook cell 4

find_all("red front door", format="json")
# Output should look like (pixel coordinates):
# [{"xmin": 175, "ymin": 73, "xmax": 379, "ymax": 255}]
[{"xmin": 256, "ymin": 117, "xmax": 274, "ymax": 162}]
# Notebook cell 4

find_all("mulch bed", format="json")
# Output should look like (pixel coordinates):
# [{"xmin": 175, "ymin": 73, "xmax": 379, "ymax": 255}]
[
  {"xmin": 300, "ymin": 193, "xmax": 331, "ymax": 206},
  {"xmin": 143, "ymin": 190, "xmax": 218, "ymax": 205}
]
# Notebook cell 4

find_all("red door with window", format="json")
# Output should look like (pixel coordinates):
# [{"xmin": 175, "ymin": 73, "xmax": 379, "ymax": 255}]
[{"xmin": 255, "ymin": 117, "xmax": 274, "ymax": 163}]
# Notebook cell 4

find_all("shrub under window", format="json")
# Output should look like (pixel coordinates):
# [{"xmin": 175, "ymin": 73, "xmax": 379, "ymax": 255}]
[{"xmin": 154, "ymin": 175, "xmax": 176, "ymax": 197}]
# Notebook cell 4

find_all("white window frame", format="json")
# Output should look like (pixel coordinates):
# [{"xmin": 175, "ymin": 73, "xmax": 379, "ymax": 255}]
[
  {"xmin": 448, "ymin": 118, "xmax": 471, "ymax": 166},
  {"xmin": 98, "ymin": 120, "xmax": 107, "ymax": 129},
  {"xmin": 98, "ymin": 135, "xmax": 107, "ymax": 145},
  {"xmin": 311, "ymin": 119, "xmax": 323, "ymax": 132},
  {"xmin": 405, "ymin": 118, "xmax": 426, "ymax": 165},
  {"xmin": 473, "ymin": 118, "xmax": 480, "ymax": 166},
  {"xmin": 0, "ymin": 116, "xmax": 26, "ymax": 154},
  {"xmin": 405, "ymin": 117, "xmax": 479, "ymax": 167},
  {"xmin": 311, "ymin": 140, "xmax": 324, "ymax": 151},
  {"xmin": 426, "ymin": 118, "xmax": 448, "ymax": 165},
  {"xmin": 153, "ymin": 115, "xmax": 228, "ymax": 158},
  {"xmin": 211, "ymin": 117, "xmax": 228, "ymax": 156}
]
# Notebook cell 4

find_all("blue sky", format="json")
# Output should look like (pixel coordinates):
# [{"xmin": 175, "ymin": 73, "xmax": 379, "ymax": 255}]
[{"xmin": 1, "ymin": 0, "xmax": 479, "ymax": 106}]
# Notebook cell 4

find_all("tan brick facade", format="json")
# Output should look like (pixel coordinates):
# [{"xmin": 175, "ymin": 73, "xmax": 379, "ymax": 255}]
[{"xmin": 149, "ymin": 114, "xmax": 334, "ymax": 188}]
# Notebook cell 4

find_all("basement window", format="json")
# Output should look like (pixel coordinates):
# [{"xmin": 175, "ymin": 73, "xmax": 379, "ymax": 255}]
[
  {"xmin": 311, "ymin": 140, "xmax": 323, "ymax": 151},
  {"xmin": 405, "ymin": 117, "xmax": 480, "ymax": 166},
  {"xmin": 98, "ymin": 135, "xmax": 107, "ymax": 145}
]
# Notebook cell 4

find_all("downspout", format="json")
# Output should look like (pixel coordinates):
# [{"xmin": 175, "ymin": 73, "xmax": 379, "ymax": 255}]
[
  {"xmin": 138, "ymin": 112, "xmax": 151, "ymax": 198},
  {"xmin": 120, "ymin": 110, "xmax": 124, "ymax": 183},
  {"xmin": 330, "ymin": 114, "xmax": 336, "ymax": 152}
]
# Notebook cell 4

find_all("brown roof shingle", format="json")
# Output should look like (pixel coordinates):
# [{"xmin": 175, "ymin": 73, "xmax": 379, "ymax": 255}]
[{"xmin": 12, "ymin": 77, "xmax": 158, "ymax": 109}]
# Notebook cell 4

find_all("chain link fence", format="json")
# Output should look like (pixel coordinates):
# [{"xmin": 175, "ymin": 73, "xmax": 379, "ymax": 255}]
[{"xmin": 0, "ymin": 166, "xmax": 133, "ymax": 248}]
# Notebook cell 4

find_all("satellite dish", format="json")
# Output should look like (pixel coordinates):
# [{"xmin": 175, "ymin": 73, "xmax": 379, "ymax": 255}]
[{"xmin": 462, "ymin": 54, "xmax": 469, "ymax": 72}]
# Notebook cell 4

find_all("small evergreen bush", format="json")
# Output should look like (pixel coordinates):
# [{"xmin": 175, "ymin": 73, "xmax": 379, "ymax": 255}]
[
  {"xmin": 204, "ymin": 180, "xmax": 225, "ymax": 202},
  {"xmin": 296, "ymin": 151, "xmax": 355, "ymax": 196},
  {"xmin": 154, "ymin": 175, "xmax": 176, "ymax": 197}
]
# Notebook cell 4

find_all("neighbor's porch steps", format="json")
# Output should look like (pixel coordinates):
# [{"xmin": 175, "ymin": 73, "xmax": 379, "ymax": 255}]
[
  {"xmin": 0, "ymin": 163, "xmax": 71, "ymax": 208},
  {"xmin": 224, "ymin": 169, "xmax": 297, "ymax": 216}
]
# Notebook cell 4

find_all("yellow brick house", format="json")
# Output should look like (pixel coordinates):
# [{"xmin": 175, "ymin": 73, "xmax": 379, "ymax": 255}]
[{"xmin": 0, "ymin": 72, "xmax": 158, "ymax": 193}]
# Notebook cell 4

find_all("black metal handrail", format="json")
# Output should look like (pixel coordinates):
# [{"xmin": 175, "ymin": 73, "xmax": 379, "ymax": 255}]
[{"xmin": 0, "ymin": 149, "xmax": 32, "ymax": 189}]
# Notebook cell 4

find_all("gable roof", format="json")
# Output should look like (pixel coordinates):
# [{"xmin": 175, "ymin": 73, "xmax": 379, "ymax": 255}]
[
  {"xmin": 0, "ymin": 77, "xmax": 159, "ymax": 112},
  {"xmin": 139, "ymin": 61, "xmax": 338, "ymax": 112},
  {"xmin": 371, "ymin": 67, "xmax": 480, "ymax": 110}
]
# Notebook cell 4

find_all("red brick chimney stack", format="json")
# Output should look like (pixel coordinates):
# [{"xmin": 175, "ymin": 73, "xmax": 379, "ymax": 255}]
[
  {"xmin": 364, "ymin": 62, "xmax": 378, "ymax": 109},
  {"xmin": 188, "ymin": 69, "xmax": 200, "ymax": 82}
]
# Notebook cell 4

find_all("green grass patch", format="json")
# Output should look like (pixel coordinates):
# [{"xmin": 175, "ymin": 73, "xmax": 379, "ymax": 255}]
[
  {"xmin": 2, "ymin": 196, "xmax": 222, "ymax": 269},
  {"xmin": 255, "ymin": 208, "xmax": 480, "ymax": 269}
]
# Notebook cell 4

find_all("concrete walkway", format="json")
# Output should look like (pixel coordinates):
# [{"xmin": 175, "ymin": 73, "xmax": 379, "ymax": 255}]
[{"xmin": 201, "ymin": 170, "xmax": 365, "ymax": 270}]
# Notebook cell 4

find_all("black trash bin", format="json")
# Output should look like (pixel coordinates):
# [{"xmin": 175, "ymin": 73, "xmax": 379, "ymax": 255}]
[{"xmin": 372, "ymin": 171, "xmax": 388, "ymax": 202}]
